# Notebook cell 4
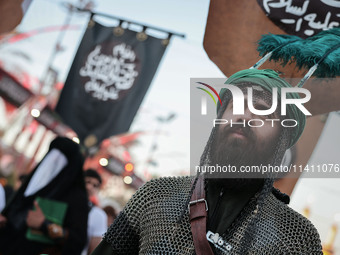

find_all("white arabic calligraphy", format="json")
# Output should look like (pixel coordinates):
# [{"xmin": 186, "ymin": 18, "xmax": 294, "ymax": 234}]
[
  {"xmin": 263, "ymin": 0, "xmax": 340, "ymax": 36},
  {"xmin": 321, "ymin": 0, "xmax": 340, "ymax": 8},
  {"xmin": 280, "ymin": 11, "xmax": 339, "ymax": 35},
  {"xmin": 270, "ymin": 0, "xmax": 310, "ymax": 16},
  {"xmin": 304, "ymin": 12, "xmax": 331, "ymax": 29},
  {"xmin": 79, "ymin": 44, "xmax": 138, "ymax": 101},
  {"xmin": 264, "ymin": 0, "xmax": 310, "ymax": 16},
  {"xmin": 263, "ymin": 0, "xmax": 273, "ymax": 13}
]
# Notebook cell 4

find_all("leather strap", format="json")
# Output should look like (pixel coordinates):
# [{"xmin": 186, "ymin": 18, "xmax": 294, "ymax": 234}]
[{"xmin": 189, "ymin": 176, "xmax": 214, "ymax": 255}]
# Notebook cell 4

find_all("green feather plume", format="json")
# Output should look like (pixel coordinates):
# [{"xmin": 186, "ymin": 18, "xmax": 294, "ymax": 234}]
[
  {"xmin": 257, "ymin": 33, "xmax": 301, "ymax": 53},
  {"xmin": 294, "ymin": 32, "xmax": 340, "ymax": 77},
  {"xmin": 257, "ymin": 28, "xmax": 340, "ymax": 78},
  {"xmin": 257, "ymin": 34, "xmax": 302, "ymax": 65}
]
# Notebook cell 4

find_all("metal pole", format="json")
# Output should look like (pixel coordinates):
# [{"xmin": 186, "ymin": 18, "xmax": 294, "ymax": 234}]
[{"xmin": 76, "ymin": 8, "xmax": 185, "ymax": 38}]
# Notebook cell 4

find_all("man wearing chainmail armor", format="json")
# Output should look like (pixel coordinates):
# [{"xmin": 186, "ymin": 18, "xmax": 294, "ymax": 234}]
[{"xmin": 92, "ymin": 69, "xmax": 323, "ymax": 254}]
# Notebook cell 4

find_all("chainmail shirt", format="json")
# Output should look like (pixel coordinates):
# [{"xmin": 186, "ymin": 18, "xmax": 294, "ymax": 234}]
[{"xmin": 103, "ymin": 176, "xmax": 322, "ymax": 255}]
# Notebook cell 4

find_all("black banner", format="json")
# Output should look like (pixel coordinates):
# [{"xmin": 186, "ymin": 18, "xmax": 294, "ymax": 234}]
[
  {"xmin": 56, "ymin": 21, "xmax": 168, "ymax": 147},
  {"xmin": 257, "ymin": 0, "xmax": 340, "ymax": 38}
]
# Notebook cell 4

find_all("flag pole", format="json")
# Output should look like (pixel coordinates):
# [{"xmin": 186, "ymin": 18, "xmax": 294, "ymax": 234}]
[{"xmin": 76, "ymin": 7, "xmax": 186, "ymax": 39}]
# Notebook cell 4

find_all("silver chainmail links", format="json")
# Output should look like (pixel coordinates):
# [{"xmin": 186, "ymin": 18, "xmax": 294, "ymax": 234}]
[{"xmin": 103, "ymin": 176, "xmax": 322, "ymax": 254}]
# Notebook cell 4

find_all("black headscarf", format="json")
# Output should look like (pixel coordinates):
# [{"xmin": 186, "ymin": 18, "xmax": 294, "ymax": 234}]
[{"xmin": 0, "ymin": 136, "xmax": 88, "ymax": 255}]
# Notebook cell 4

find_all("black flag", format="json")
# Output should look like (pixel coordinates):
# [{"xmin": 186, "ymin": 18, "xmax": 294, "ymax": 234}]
[
  {"xmin": 56, "ymin": 21, "xmax": 168, "ymax": 147},
  {"xmin": 256, "ymin": 0, "xmax": 340, "ymax": 38}
]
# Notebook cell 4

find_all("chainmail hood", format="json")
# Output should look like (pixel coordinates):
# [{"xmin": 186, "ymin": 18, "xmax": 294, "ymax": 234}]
[{"xmin": 192, "ymin": 80, "xmax": 292, "ymax": 253}]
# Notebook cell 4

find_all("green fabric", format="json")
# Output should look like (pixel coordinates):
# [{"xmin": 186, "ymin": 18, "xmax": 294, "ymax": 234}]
[
  {"xmin": 26, "ymin": 197, "xmax": 68, "ymax": 244},
  {"xmin": 207, "ymin": 180, "xmax": 263, "ymax": 235},
  {"xmin": 218, "ymin": 69, "xmax": 306, "ymax": 148}
]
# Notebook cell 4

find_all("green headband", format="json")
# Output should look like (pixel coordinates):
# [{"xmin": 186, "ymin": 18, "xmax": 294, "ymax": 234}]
[{"xmin": 218, "ymin": 69, "xmax": 306, "ymax": 148}]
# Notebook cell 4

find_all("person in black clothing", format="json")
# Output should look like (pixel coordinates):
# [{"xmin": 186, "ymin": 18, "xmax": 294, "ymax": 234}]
[{"xmin": 0, "ymin": 136, "xmax": 88, "ymax": 255}]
